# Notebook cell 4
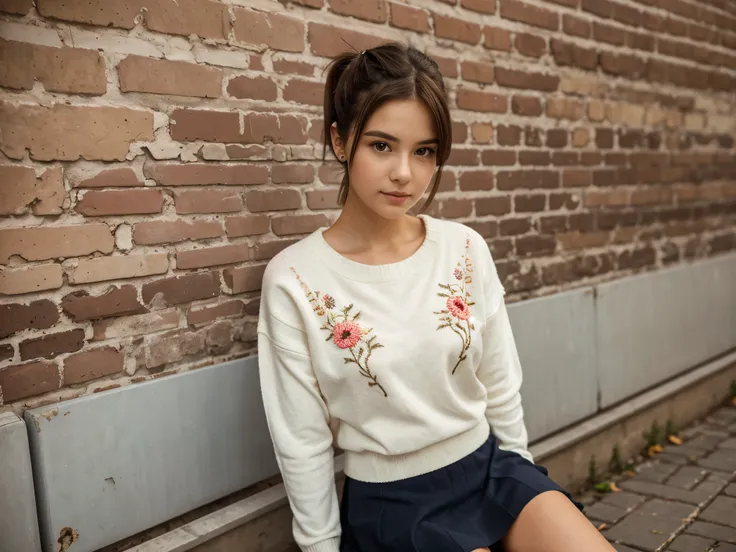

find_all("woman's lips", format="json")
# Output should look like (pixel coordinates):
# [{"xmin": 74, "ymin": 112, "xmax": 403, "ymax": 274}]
[{"xmin": 381, "ymin": 192, "xmax": 411, "ymax": 205}]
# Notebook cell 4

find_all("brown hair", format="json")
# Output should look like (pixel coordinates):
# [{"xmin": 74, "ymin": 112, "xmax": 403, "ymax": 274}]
[{"xmin": 322, "ymin": 42, "xmax": 452, "ymax": 212}]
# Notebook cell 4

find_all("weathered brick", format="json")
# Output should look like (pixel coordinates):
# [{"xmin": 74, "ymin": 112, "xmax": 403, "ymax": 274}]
[
  {"xmin": 64, "ymin": 347, "xmax": 123, "ymax": 385},
  {"xmin": 0, "ymin": 345, "xmax": 13, "ymax": 362},
  {"xmin": 0, "ymin": 0, "xmax": 32, "ymax": 14},
  {"xmin": 434, "ymin": 14, "xmax": 482, "ymax": 44},
  {"xmin": 439, "ymin": 198, "xmax": 473, "ymax": 219},
  {"xmin": 272, "ymin": 59, "xmax": 315, "ymax": 77},
  {"xmin": 0, "ymin": 300, "xmax": 59, "ymax": 339},
  {"xmin": 76, "ymin": 190, "xmax": 164, "ymax": 216},
  {"xmin": 283, "ymin": 79, "xmax": 324, "ymax": 106},
  {"xmin": 547, "ymin": 97, "xmax": 585, "ymax": 120},
  {"xmin": 272, "ymin": 164, "xmax": 317, "ymax": 184},
  {"xmin": 516, "ymin": 235, "xmax": 556, "ymax": 257},
  {"xmin": 227, "ymin": 76, "xmax": 278, "ymax": 101},
  {"xmin": 38, "ymin": 0, "xmax": 229, "ymax": 39},
  {"xmin": 457, "ymin": 171, "xmax": 493, "ymax": 192},
  {"xmin": 76, "ymin": 168, "xmax": 142, "ymax": 188},
  {"xmin": 471, "ymin": 123, "xmax": 494, "ymax": 144},
  {"xmin": 0, "ymin": 165, "xmax": 65, "ymax": 216},
  {"xmin": 594, "ymin": 21, "xmax": 627, "ymax": 45},
  {"xmin": 563, "ymin": 14, "xmax": 591, "ymax": 37},
  {"xmin": 600, "ymin": 52, "xmax": 646, "ymax": 78},
  {"xmin": 0, "ymin": 360, "xmax": 60, "ymax": 402},
  {"xmin": 515, "ymin": 33, "xmax": 546, "ymax": 58},
  {"xmin": 584, "ymin": 188, "xmax": 629, "ymax": 207},
  {"xmin": 0, "ymin": 103, "xmax": 153, "ymax": 161},
  {"xmin": 170, "ymin": 109, "xmax": 308, "ymax": 145},
  {"xmin": 306, "ymin": 190, "xmax": 339, "ymax": 210},
  {"xmin": 500, "ymin": 217, "xmax": 532, "ymax": 236},
  {"xmin": 308, "ymin": 23, "xmax": 386, "ymax": 58},
  {"xmin": 62, "ymin": 286, "xmax": 147, "ymax": 322},
  {"xmin": 447, "ymin": 148, "xmax": 480, "ymax": 166},
  {"xmin": 92, "ymin": 310, "xmax": 179, "ymax": 341},
  {"xmin": 432, "ymin": 55, "xmax": 459, "ymax": 78},
  {"xmin": 144, "ymin": 163, "xmax": 268, "ymax": 186},
  {"xmin": 497, "ymin": 125, "xmax": 522, "ymax": 146},
  {"xmin": 272, "ymin": 214, "xmax": 331, "ymax": 236},
  {"xmin": 500, "ymin": 0, "xmax": 558, "ymax": 30},
  {"xmin": 389, "ymin": 3, "xmax": 430, "ymax": 33},
  {"xmin": 573, "ymin": 128, "xmax": 590, "ymax": 147},
  {"xmin": 519, "ymin": 151, "xmax": 551, "ymax": 166},
  {"xmin": 142, "ymin": 272, "xmax": 221, "ymax": 306},
  {"xmin": 20, "ymin": 329, "xmax": 85, "ymax": 361},
  {"xmin": 457, "ymin": 89, "xmax": 508, "ymax": 113},
  {"xmin": 246, "ymin": 189, "xmax": 302, "ymax": 212},
  {"xmin": 461, "ymin": 61, "xmax": 495, "ymax": 84},
  {"xmin": 174, "ymin": 190, "xmax": 243, "ymax": 214},
  {"xmin": 496, "ymin": 67, "xmax": 559, "ymax": 91},
  {"xmin": 550, "ymin": 39, "xmax": 599, "ymax": 71},
  {"xmin": 224, "ymin": 265, "xmax": 267, "ymax": 294},
  {"xmin": 596, "ymin": 128, "xmax": 615, "ymax": 149},
  {"xmin": 476, "ymin": 197, "xmax": 511, "ymax": 216},
  {"xmin": 563, "ymin": 170, "xmax": 592, "ymax": 188},
  {"xmin": 514, "ymin": 193, "xmax": 546, "ymax": 212},
  {"xmin": 188, "ymin": 300, "xmax": 245, "ymax": 326},
  {"xmin": 512, "ymin": 95, "xmax": 543, "ymax": 116},
  {"xmin": 331, "ymin": 0, "xmax": 388, "ymax": 22},
  {"xmin": 176, "ymin": 244, "xmax": 250, "ymax": 269},
  {"xmin": 461, "ymin": 0, "xmax": 496, "ymax": 14},
  {"xmin": 483, "ymin": 26, "xmax": 513, "ymax": 51},
  {"xmin": 133, "ymin": 220, "xmax": 223, "ymax": 245},
  {"xmin": 0, "ymin": 39, "xmax": 106, "ymax": 95},
  {"xmin": 117, "ymin": 56, "xmax": 221, "ymax": 98},
  {"xmin": 481, "ymin": 150, "xmax": 516, "ymax": 166},
  {"xmin": 547, "ymin": 129, "xmax": 568, "ymax": 148},
  {"xmin": 253, "ymin": 239, "xmax": 300, "ymax": 261},
  {"xmin": 146, "ymin": 329, "xmax": 206, "ymax": 370},
  {"xmin": 225, "ymin": 215, "xmax": 270, "ymax": 238},
  {"xmin": 0, "ymin": 224, "xmax": 114, "ymax": 264},
  {"xmin": 497, "ymin": 170, "xmax": 559, "ymax": 190},
  {"xmin": 0, "ymin": 264, "xmax": 63, "ymax": 296},
  {"xmin": 70, "ymin": 253, "xmax": 169, "ymax": 284}
]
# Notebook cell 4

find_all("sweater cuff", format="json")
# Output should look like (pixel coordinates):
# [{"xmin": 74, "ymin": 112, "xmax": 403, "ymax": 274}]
[{"xmin": 304, "ymin": 537, "xmax": 341, "ymax": 552}]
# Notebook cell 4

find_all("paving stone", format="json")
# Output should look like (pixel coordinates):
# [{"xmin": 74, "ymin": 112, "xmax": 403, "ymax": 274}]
[
  {"xmin": 667, "ymin": 533, "xmax": 714, "ymax": 552},
  {"xmin": 708, "ymin": 408, "xmax": 736, "ymax": 427},
  {"xmin": 666, "ymin": 466, "xmax": 709, "ymax": 490},
  {"xmin": 612, "ymin": 545, "xmax": 640, "ymax": 552},
  {"xmin": 720, "ymin": 437, "xmax": 736, "ymax": 449},
  {"xmin": 603, "ymin": 491, "xmax": 648, "ymax": 511},
  {"xmin": 658, "ymin": 451, "xmax": 693, "ymax": 465},
  {"xmin": 620, "ymin": 479, "xmax": 712, "ymax": 505},
  {"xmin": 604, "ymin": 499, "xmax": 695, "ymax": 551},
  {"xmin": 698, "ymin": 450, "xmax": 736, "ymax": 472},
  {"xmin": 700, "ymin": 427, "xmax": 731, "ymax": 438},
  {"xmin": 698, "ymin": 495, "xmax": 736, "ymax": 528},
  {"xmin": 585, "ymin": 502, "xmax": 628, "ymax": 524},
  {"xmin": 712, "ymin": 544, "xmax": 736, "ymax": 552},
  {"xmin": 686, "ymin": 521, "xmax": 736, "ymax": 544},
  {"xmin": 630, "ymin": 462, "xmax": 680, "ymax": 483},
  {"xmin": 725, "ymin": 484, "xmax": 736, "ymax": 497}
]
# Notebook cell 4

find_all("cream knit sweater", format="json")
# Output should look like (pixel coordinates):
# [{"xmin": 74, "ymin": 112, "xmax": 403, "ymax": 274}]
[{"xmin": 257, "ymin": 214, "xmax": 532, "ymax": 552}]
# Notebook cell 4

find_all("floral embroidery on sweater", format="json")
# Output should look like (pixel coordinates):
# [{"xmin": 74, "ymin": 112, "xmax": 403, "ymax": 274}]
[
  {"xmin": 291, "ymin": 268, "xmax": 388, "ymax": 397},
  {"xmin": 434, "ymin": 236, "xmax": 476, "ymax": 374}
]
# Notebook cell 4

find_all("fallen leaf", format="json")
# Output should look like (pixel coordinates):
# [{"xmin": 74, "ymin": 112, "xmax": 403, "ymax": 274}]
[
  {"xmin": 647, "ymin": 444, "xmax": 663, "ymax": 457},
  {"xmin": 624, "ymin": 470, "xmax": 637, "ymax": 477},
  {"xmin": 598, "ymin": 523, "xmax": 608, "ymax": 531},
  {"xmin": 668, "ymin": 435, "xmax": 683, "ymax": 445},
  {"xmin": 610, "ymin": 482, "xmax": 622, "ymax": 492},
  {"xmin": 731, "ymin": 396, "xmax": 736, "ymax": 406}
]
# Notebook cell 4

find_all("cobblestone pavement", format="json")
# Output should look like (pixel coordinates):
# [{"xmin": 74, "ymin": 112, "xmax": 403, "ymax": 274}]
[{"xmin": 578, "ymin": 403, "xmax": 736, "ymax": 552}]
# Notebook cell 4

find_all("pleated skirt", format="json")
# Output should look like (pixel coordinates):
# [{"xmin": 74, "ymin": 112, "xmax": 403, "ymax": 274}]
[{"xmin": 339, "ymin": 434, "xmax": 583, "ymax": 552}]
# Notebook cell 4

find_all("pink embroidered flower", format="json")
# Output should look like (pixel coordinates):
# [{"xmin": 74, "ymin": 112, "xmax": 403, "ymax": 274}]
[
  {"xmin": 333, "ymin": 320, "xmax": 362, "ymax": 349},
  {"xmin": 322, "ymin": 295, "xmax": 336, "ymax": 310},
  {"xmin": 453, "ymin": 268, "xmax": 463, "ymax": 281},
  {"xmin": 446, "ymin": 296, "xmax": 470, "ymax": 320}
]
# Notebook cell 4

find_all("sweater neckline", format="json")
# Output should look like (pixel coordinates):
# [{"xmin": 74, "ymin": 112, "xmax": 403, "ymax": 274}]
[{"xmin": 311, "ymin": 214, "xmax": 440, "ymax": 283}]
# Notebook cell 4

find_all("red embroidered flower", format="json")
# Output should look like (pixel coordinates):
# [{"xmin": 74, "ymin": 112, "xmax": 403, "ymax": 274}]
[
  {"xmin": 453, "ymin": 268, "xmax": 463, "ymax": 280},
  {"xmin": 446, "ymin": 296, "xmax": 470, "ymax": 320},
  {"xmin": 333, "ymin": 320, "xmax": 362, "ymax": 349},
  {"xmin": 322, "ymin": 295, "xmax": 336, "ymax": 310}
]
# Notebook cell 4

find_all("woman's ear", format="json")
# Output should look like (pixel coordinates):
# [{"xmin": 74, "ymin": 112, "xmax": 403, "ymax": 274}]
[{"xmin": 330, "ymin": 122, "xmax": 346, "ymax": 162}]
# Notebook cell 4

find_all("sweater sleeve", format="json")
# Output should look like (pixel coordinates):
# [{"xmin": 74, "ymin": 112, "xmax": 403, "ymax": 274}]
[
  {"xmin": 258, "ymin": 312, "xmax": 341, "ymax": 552},
  {"xmin": 472, "ymin": 233, "xmax": 534, "ymax": 463}
]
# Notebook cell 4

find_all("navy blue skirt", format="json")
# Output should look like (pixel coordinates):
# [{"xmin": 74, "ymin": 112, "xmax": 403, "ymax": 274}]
[{"xmin": 339, "ymin": 434, "xmax": 583, "ymax": 552}]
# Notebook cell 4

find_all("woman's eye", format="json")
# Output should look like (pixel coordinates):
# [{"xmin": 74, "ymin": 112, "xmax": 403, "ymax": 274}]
[
  {"xmin": 372, "ymin": 142, "xmax": 390, "ymax": 152},
  {"xmin": 416, "ymin": 147, "xmax": 436, "ymax": 157}
]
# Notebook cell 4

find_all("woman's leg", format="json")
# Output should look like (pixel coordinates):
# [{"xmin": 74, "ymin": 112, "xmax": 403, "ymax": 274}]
[{"xmin": 502, "ymin": 490, "xmax": 616, "ymax": 552}]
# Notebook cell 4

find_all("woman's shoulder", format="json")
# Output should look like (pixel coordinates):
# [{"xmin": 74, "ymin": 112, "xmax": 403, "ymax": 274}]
[{"xmin": 426, "ymin": 215, "xmax": 491, "ymax": 257}]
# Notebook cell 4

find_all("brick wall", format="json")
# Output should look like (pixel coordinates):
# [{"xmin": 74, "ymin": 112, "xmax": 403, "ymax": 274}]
[{"xmin": 1, "ymin": 0, "xmax": 735, "ymax": 412}]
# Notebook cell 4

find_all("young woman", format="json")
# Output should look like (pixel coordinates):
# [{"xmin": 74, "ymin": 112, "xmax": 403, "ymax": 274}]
[{"xmin": 258, "ymin": 42, "xmax": 615, "ymax": 552}]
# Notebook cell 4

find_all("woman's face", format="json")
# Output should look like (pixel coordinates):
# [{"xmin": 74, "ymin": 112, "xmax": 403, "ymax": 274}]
[{"xmin": 332, "ymin": 98, "xmax": 439, "ymax": 220}]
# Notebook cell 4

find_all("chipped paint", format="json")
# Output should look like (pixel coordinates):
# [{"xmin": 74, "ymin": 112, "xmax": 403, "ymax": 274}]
[
  {"xmin": 40, "ymin": 408, "xmax": 59, "ymax": 422},
  {"xmin": 57, "ymin": 526, "xmax": 79, "ymax": 551}
]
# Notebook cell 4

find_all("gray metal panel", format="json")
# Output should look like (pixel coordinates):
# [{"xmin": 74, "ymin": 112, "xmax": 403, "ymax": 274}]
[
  {"xmin": 596, "ymin": 253, "xmax": 736, "ymax": 408},
  {"xmin": 507, "ymin": 287, "xmax": 598, "ymax": 442},
  {"xmin": 24, "ymin": 356, "xmax": 278, "ymax": 552},
  {"xmin": 0, "ymin": 412, "xmax": 42, "ymax": 552}
]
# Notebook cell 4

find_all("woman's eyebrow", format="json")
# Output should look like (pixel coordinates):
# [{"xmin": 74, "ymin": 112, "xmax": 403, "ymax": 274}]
[{"xmin": 363, "ymin": 130, "xmax": 439, "ymax": 145}]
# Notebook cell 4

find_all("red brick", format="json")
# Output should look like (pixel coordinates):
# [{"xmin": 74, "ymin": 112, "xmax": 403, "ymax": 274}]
[
  {"xmin": 0, "ymin": 165, "xmax": 65, "ymax": 216},
  {"xmin": 291, "ymin": 0, "xmax": 323, "ymax": 6},
  {"xmin": 0, "ymin": 0, "xmax": 31, "ymax": 14},
  {"xmin": 175, "ymin": 190, "xmax": 243, "ymax": 214},
  {"xmin": 145, "ymin": 329, "xmax": 206, "ymax": 370},
  {"xmin": 547, "ymin": 129, "xmax": 568, "ymax": 148},
  {"xmin": 439, "ymin": 198, "xmax": 473, "ymax": 219},
  {"xmin": 223, "ymin": 265, "xmax": 267, "ymax": 294},
  {"xmin": 0, "ymin": 360, "xmax": 60, "ymax": 402},
  {"xmin": 0, "ymin": 345, "xmax": 12, "ymax": 362},
  {"xmin": 272, "ymin": 59, "xmax": 315, "ymax": 77},
  {"xmin": 553, "ymin": 152, "xmax": 580, "ymax": 166},
  {"xmin": 434, "ymin": 14, "xmax": 482, "ymax": 44},
  {"xmin": 520, "ymin": 151, "xmax": 551, "ymax": 166},
  {"xmin": 70, "ymin": 254, "xmax": 168, "ymax": 285},
  {"xmin": 516, "ymin": 235, "xmax": 556, "ymax": 257},
  {"xmin": 515, "ymin": 33, "xmax": 546, "ymax": 58},
  {"xmin": 170, "ymin": 109, "xmax": 308, "ymax": 145},
  {"xmin": 283, "ymin": 79, "xmax": 324, "ymax": 106},
  {"xmin": 272, "ymin": 165, "xmax": 316, "ymax": 184},
  {"xmin": 227, "ymin": 76, "xmax": 278, "ymax": 101},
  {"xmin": 514, "ymin": 193, "xmax": 546, "ymax": 212},
  {"xmin": 76, "ymin": 168, "xmax": 142, "ymax": 188},
  {"xmin": 253, "ymin": 239, "xmax": 300, "ymax": 261},
  {"xmin": 563, "ymin": 14, "xmax": 591, "ymax": 38},
  {"xmin": 92, "ymin": 310, "xmax": 179, "ymax": 341},
  {"xmin": 246, "ymin": 189, "xmax": 302, "ymax": 212},
  {"xmin": 225, "ymin": 215, "xmax": 270, "ymax": 238},
  {"xmin": 497, "ymin": 125, "xmax": 522, "ymax": 146},
  {"xmin": 0, "ymin": 224, "xmax": 114, "ymax": 264},
  {"xmin": 0, "ymin": 264, "xmax": 63, "ymax": 296},
  {"xmin": 133, "ymin": 220, "xmax": 223, "ymax": 245},
  {"xmin": 144, "ymin": 163, "xmax": 268, "ymax": 186},
  {"xmin": 549, "ymin": 192, "xmax": 580, "ymax": 210},
  {"xmin": 482, "ymin": 150, "xmax": 517, "ymax": 166},
  {"xmin": 225, "ymin": 145, "xmax": 269, "ymax": 159},
  {"xmin": 0, "ymin": 300, "xmax": 58, "ymax": 339},
  {"xmin": 20, "ymin": 329, "xmax": 85, "ymax": 361},
  {"xmin": 459, "ymin": 171, "xmax": 495, "ymax": 191},
  {"xmin": 500, "ymin": 0, "xmax": 559, "ymax": 30},
  {"xmin": 62, "ymin": 286, "xmax": 147, "ymax": 322},
  {"xmin": 306, "ymin": 190, "xmax": 339, "ymax": 210},
  {"xmin": 0, "ymin": 103, "xmax": 153, "ymax": 162},
  {"xmin": 627, "ymin": 31, "xmax": 656, "ymax": 51},
  {"xmin": 461, "ymin": 0, "xmax": 496, "ymax": 14},
  {"xmin": 483, "ymin": 26, "xmax": 513, "ymax": 51},
  {"xmin": 433, "ymin": 55, "xmax": 459, "ymax": 78},
  {"xmin": 497, "ymin": 170, "xmax": 559, "ymax": 190},
  {"xmin": 331, "ymin": 0, "xmax": 388, "ymax": 22},
  {"xmin": 390, "ymin": 3, "xmax": 430, "ymax": 33},
  {"xmin": 272, "ymin": 214, "xmax": 331, "ymax": 236},
  {"xmin": 37, "ymin": 0, "xmax": 229, "ymax": 38},
  {"xmin": 563, "ymin": 170, "xmax": 593, "ymax": 187},
  {"xmin": 600, "ymin": 52, "xmax": 646, "ymax": 78},
  {"xmin": 613, "ymin": 3, "xmax": 641, "ymax": 26},
  {"xmin": 461, "ymin": 61, "xmax": 495, "ymax": 84},
  {"xmin": 457, "ymin": 89, "xmax": 508, "ymax": 113},
  {"xmin": 308, "ymin": 23, "xmax": 386, "ymax": 58},
  {"xmin": 234, "ymin": 8, "xmax": 305, "ymax": 53},
  {"xmin": 142, "ymin": 271, "xmax": 221, "ymax": 306},
  {"xmin": 500, "ymin": 217, "xmax": 532, "ymax": 236},
  {"xmin": 512, "ymin": 95, "xmax": 543, "ymax": 116},
  {"xmin": 594, "ymin": 21, "xmax": 627, "ymax": 45},
  {"xmin": 76, "ymin": 189, "xmax": 164, "ymax": 216},
  {"xmin": 496, "ymin": 67, "xmax": 559, "ymax": 91},
  {"xmin": 64, "ymin": 347, "xmax": 123, "ymax": 385},
  {"xmin": 0, "ymin": 39, "xmax": 106, "ymax": 95},
  {"xmin": 118, "ymin": 56, "xmax": 221, "ymax": 98},
  {"xmin": 550, "ymin": 39, "xmax": 599, "ymax": 71},
  {"xmin": 581, "ymin": 0, "xmax": 613, "ymax": 18},
  {"xmin": 176, "ymin": 244, "xmax": 249, "ymax": 269},
  {"xmin": 447, "ymin": 148, "xmax": 480, "ymax": 166},
  {"xmin": 476, "ymin": 197, "xmax": 511, "ymax": 216},
  {"xmin": 188, "ymin": 300, "xmax": 245, "ymax": 326}
]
